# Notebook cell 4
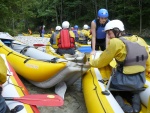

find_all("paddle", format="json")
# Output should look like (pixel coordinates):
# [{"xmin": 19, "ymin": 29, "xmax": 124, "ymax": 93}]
[
  {"xmin": 102, "ymin": 59, "xmax": 117, "ymax": 95},
  {"xmin": 5, "ymin": 94, "xmax": 64, "ymax": 106},
  {"xmin": 33, "ymin": 44, "xmax": 49, "ymax": 47}
]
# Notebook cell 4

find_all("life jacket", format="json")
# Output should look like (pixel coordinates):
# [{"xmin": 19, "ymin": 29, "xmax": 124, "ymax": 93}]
[
  {"xmin": 117, "ymin": 37, "xmax": 148, "ymax": 73},
  {"xmin": 58, "ymin": 29, "xmax": 75, "ymax": 49},
  {"xmin": 50, "ymin": 31, "xmax": 59, "ymax": 45},
  {"xmin": 73, "ymin": 29, "xmax": 79, "ymax": 37},
  {"xmin": 95, "ymin": 19, "xmax": 109, "ymax": 39},
  {"xmin": 79, "ymin": 31, "xmax": 87, "ymax": 41}
]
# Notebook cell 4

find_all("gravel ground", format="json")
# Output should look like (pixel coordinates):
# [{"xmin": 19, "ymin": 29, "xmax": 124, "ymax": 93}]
[
  {"xmin": 15, "ymin": 36, "xmax": 87, "ymax": 113},
  {"xmin": 20, "ymin": 77, "xmax": 87, "ymax": 113}
]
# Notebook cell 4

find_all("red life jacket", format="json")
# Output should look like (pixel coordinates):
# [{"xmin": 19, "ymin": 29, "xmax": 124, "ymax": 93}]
[{"xmin": 58, "ymin": 29, "xmax": 75, "ymax": 49}]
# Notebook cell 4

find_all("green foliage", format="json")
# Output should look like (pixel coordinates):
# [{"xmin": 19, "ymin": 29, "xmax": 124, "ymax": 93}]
[{"xmin": 0, "ymin": 0, "xmax": 150, "ymax": 35}]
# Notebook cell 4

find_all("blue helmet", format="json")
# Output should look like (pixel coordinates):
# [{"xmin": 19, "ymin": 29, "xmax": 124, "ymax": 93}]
[
  {"xmin": 74, "ymin": 25, "xmax": 78, "ymax": 29},
  {"xmin": 98, "ymin": 8, "xmax": 109, "ymax": 18}
]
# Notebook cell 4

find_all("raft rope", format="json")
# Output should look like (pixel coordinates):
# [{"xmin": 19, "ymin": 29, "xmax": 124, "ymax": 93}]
[
  {"xmin": 89, "ymin": 69, "xmax": 107, "ymax": 113},
  {"xmin": 0, "ymin": 43, "xmax": 63, "ymax": 63},
  {"xmin": 0, "ymin": 42, "xmax": 86, "ymax": 65},
  {"xmin": 6, "ymin": 75, "xmax": 23, "ymax": 91}
]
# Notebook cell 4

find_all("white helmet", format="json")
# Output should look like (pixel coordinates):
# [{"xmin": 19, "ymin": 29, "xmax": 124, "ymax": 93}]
[
  {"xmin": 83, "ymin": 24, "xmax": 89, "ymax": 30},
  {"xmin": 62, "ymin": 21, "xmax": 70, "ymax": 29},
  {"xmin": 55, "ymin": 26, "xmax": 62, "ymax": 30},
  {"xmin": 104, "ymin": 20, "xmax": 125, "ymax": 31}
]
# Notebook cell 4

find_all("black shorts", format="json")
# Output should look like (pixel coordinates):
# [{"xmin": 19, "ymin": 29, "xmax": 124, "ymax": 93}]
[{"xmin": 91, "ymin": 38, "xmax": 106, "ymax": 51}]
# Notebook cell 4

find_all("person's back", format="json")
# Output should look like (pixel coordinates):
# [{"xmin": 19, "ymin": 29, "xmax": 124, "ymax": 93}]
[
  {"xmin": 58, "ymin": 29, "xmax": 75, "ymax": 49},
  {"xmin": 50, "ymin": 26, "xmax": 62, "ymax": 49},
  {"xmin": 78, "ymin": 26, "xmax": 89, "ymax": 44},
  {"xmin": 56, "ymin": 21, "xmax": 75, "ymax": 55},
  {"xmin": 73, "ymin": 25, "xmax": 79, "ymax": 42}
]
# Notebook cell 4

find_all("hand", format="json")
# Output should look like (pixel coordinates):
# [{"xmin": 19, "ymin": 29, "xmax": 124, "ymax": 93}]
[
  {"xmin": 85, "ymin": 61, "xmax": 90, "ymax": 65},
  {"xmin": 90, "ymin": 50, "xmax": 96, "ymax": 55}
]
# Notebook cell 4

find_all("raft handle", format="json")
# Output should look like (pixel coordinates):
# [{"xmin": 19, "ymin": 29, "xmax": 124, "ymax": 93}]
[{"xmin": 101, "ymin": 90, "xmax": 110, "ymax": 95}]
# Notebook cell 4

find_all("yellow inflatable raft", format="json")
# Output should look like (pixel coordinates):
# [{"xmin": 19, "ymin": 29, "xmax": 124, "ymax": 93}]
[
  {"xmin": 82, "ymin": 67, "xmax": 150, "ymax": 113},
  {"xmin": 45, "ymin": 42, "xmax": 85, "ymax": 62},
  {"xmin": 75, "ymin": 42, "xmax": 91, "ymax": 48},
  {"xmin": 22, "ymin": 33, "xmax": 51, "ymax": 38}
]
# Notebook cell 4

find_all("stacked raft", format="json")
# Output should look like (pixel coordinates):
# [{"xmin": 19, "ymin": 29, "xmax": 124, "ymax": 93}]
[
  {"xmin": 0, "ymin": 33, "xmax": 89, "ymax": 88},
  {"xmin": 1, "ymin": 54, "xmax": 39, "ymax": 113}
]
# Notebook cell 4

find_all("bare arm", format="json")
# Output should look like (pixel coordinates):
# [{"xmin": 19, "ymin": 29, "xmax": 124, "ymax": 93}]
[
  {"xmin": 106, "ymin": 33, "xmax": 110, "ymax": 48},
  {"xmin": 91, "ymin": 21, "xmax": 96, "ymax": 50},
  {"xmin": 90, "ymin": 21, "xmax": 96, "ymax": 55}
]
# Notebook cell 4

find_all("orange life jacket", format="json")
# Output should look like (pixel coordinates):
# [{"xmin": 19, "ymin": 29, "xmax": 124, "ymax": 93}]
[{"xmin": 58, "ymin": 29, "xmax": 75, "ymax": 49}]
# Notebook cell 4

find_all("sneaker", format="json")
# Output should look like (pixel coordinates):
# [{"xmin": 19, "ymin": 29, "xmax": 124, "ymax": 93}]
[
  {"xmin": 122, "ymin": 104, "xmax": 133, "ymax": 113},
  {"xmin": 115, "ymin": 95, "xmax": 133, "ymax": 113},
  {"xmin": 132, "ymin": 94, "xmax": 141, "ymax": 113},
  {"xmin": 10, "ymin": 105, "xmax": 24, "ymax": 113}
]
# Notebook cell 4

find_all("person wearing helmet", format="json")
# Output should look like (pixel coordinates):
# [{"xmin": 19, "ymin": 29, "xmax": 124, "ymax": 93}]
[
  {"xmin": 50, "ymin": 26, "xmax": 62, "ymax": 49},
  {"xmin": 56, "ymin": 21, "xmax": 76, "ymax": 55},
  {"xmin": 73, "ymin": 25, "xmax": 79, "ymax": 42},
  {"xmin": 78, "ymin": 24, "xmax": 91, "ymax": 44},
  {"xmin": 91, "ymin": 8, "xmax": 109, "ymax": 55},
  {"xmin": 87, "ymin": 19, "xmax": 150, "ymax": 113}
]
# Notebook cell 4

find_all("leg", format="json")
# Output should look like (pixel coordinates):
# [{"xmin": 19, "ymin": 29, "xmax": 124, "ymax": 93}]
[
  {"xmin": 111, "ymin": 91, "xmax": 133, "ymax": 113},
  {"xmin": 95, "ymin": 45, "xmax": 100, "ymax": 50},
  {"xmin": 132, "ymin": 92, "xmax": 141, "ymax": 113},
  {"xmin": 0, "ymin": 95, "xmax": 11, "ymax": 113},
  {"xmin": 100, "ymin": 44, "xmax": 106, "ymax": 51},
  {"xmin": 99, "ymin": 39, "xmax": 106, "ymax": 51}
]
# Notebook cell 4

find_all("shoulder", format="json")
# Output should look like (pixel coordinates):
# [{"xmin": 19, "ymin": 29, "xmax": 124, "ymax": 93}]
[
  {"xmin": 69, "ymin": 31, "xmax": 75, "ymax": 37},
  {"xmin": 109, "ymin": 38, "xmax": 123, "ymax": 46},
  {"xmin": 107, "ymin": 38, "xmax": 124, "ymax": 51},
  {"xmin": 92, "ymin": 19, "xmax": 96, "ymax": 23},
  {"xmin": 91, "ymin": 19, "xmax": 97, "ymax": 25},
  {"xmin": 69, "ymin": 30, "xmax": 74, "ymax": 33}
]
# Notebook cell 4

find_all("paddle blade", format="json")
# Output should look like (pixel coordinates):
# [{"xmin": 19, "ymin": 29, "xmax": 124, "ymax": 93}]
[
  {"xmin": 33, "ymin": 44, "xmax": 45, "ymax": 47},
  {"xmin": 55, "ymin": 82, "xmax": 67, "ymax": 100},
  {"xmin": 5, "ymin": 94, "xmax": 64, "ymax": 107}
]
